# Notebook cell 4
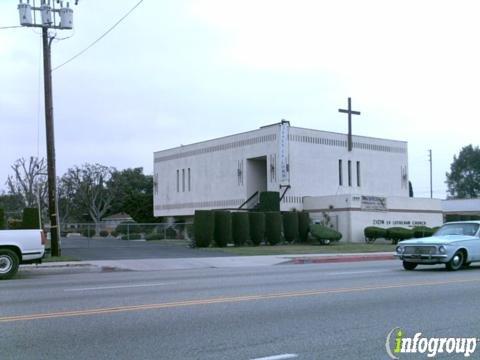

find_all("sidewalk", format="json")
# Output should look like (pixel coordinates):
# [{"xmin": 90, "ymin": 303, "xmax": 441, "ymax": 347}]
[{"xmin": 22, "ymin": 252, "xmax": 395, "ymax": 272}]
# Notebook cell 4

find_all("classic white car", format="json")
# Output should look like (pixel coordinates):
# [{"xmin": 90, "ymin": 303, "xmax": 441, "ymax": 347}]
[{"xmin": 395, "ymin": 221, "xmax": 480, "ymax": 271}]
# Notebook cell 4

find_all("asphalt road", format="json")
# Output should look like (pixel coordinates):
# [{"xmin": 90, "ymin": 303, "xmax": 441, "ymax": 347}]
[
  {"xmin": 2, "ymin": 260, "xmax": 480, "ymax": 359},
  {"xmin": 61, "ymin": 236, "xmax": 229, "ymax": 260}
]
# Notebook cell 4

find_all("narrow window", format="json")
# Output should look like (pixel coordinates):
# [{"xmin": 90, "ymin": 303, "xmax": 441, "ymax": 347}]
[
  {"xmin": 356, "ymin": 161, "xmax": 361, "ymax": 187},
  {"xmin": 176, "ymin": 170, "xmax": 179, "ymax": 192},
  {"xmin": 348, "ymin": 160, "xmax": 352, "ymax": 187},
  {"xmin": 339, "ymin": 160, "xmax": 343, "ymax": 186},
  {"xmin": 182, "ymin": 169, "xmax": 185, "ymax": 192},
  {"xmin": 188, "ymin": 168, "xmax": 191, "ymax": 191}
]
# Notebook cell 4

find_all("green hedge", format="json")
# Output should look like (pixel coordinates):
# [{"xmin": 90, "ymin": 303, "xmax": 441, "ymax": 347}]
[
  {"xmin": 22, "ymin": 208, "xmax": 40, "ymax": 229},
  {"xmin": 194, "ymin": 210, "xmax": 215, "ymax": 248},
  {"xmin": 265, "ymin": 211, "xmax": 282, "ymax": 245},
  {"xmin": 0, "ymin": 209, "xmax": 5, "ymax": 230},
  {"xmin": 259, "ymin": 192, "xmax": 280, "ymax": 212},
  {"xmin": 386, "ymin": 227, "xmax": 413, "ymax": 244},
  {"xmin": 445, "ymin": 214, "xmax": 480, "ymax": 222},
  {"xmin": 115, "ymin": 220, "xmax": 137, "ymax": 235},
  {"xmin": 282, "ymin": 211, "xmax": 299, "ymax": 243},
  {"xmin": 214, "ymin": 211, "xmax": 232, "ymax": 247},
  {"xmin": 364, "ymin": 226, "xmax": 387, "ymax": 242},
  {"xmin": 412, "ymin": 226, "xmax": 434, "ymax": 238},
  {"xmin": 99, "ymin": 230, "xmax": 109, "ymax": 237},
  {"xmin": 310, "ymin": 224, "xmax": 342, "ymax": 243},
  {"xmin": 249, "ymin": 212, "xmax": 265, "ymax": 246},
  {"xmin": 122, "ymin": 233, "xmax": 141, "ymax": 240},
  {"xmin": 298, "ymin": 211, "xmax": 310, "ymax": 243},
  {"xmin": 232, "ymin": 212, "xmax": 249, "ymax": 246}
]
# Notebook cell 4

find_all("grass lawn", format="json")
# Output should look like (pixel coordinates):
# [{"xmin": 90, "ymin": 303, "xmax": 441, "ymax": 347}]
[{"xmin": 204, "ymin": 241, "xmax": 396, "ymax": 256}]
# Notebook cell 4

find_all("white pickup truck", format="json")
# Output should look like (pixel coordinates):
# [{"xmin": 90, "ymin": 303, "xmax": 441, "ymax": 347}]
[{"xmin": 0, "ymin": 229, "xmax": 46, "ymax": 280}]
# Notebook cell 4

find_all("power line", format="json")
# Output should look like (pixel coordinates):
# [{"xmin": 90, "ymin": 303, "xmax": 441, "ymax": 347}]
[{"xmin": 53, "ymin": 0, "xmax": 145, "ymax": 71}]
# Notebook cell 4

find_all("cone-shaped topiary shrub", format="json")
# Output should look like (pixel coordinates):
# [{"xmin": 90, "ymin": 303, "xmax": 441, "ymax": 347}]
[
  {"xmin": 265, "ymin": 211, "xmax": 282, "ymax": 245},
  {"xmin": 194, "ymin": 210, "xmax": 215, "ymax": 248},
  {"xmin": 0, "ymin": 209, "xmax": 5, "ymax": 230},
  {"xmin": 298, "ymin": 211, "xmax": 310, "ymax": 243},
  {"xmin": 282, "ymin": 211, "xmax": 299, "ymax": 243},
  {"xmin": 22, "ymin": 208, "xmax": 40, "ymax": 229},
  {"xmin": 249, "ymin": 212, "xmax": 265, "ymax": 246},
  {"xmin": 214, "ymin": 211, "xmax": 232, "ymax": 247},
  {"xmin": 232, "ymin": 212, "xmax": 249, "ymax": 246}
]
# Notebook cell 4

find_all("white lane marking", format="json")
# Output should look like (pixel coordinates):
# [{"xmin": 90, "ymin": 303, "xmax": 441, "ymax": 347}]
[
  {"xmin": 327, "ymin": 270, "xmax": 386, "ymax": 276},
  {"xmin": 64, "ymin": 283, "xmax": 173, "ymax": 292},
  {"xmin": 250, "ymin": 354, "xmax": 298, "ymax": 360}
]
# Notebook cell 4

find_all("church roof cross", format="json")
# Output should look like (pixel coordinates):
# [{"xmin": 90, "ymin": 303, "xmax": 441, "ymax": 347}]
[{"xmin": 338, "ymin": 97, "xmax": 361, "ymax": 152}]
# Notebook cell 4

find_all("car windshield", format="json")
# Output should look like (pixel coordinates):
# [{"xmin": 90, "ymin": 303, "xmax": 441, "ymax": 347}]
[{"xmin": 435, "ymin": 223, "xmax": 480, "ymax": 236}]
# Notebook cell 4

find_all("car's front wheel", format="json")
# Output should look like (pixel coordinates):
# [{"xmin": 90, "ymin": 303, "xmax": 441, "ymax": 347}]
[
  {"xmin": 403, "ymin": 261, "xmax": 417, "ymax": 270},
  {"xmin": 0, "ymin": 249, "xmax": 20, "ymax": 280},
  {"xmin": 446, "ymin": 251, "xmax": 465, "ymax": 271}
]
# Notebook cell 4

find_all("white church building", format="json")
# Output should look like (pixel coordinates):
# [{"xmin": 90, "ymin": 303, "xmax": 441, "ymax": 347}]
[{"xmin": 153, "ymin": 119, "xmax": 443, "ymax": 242}]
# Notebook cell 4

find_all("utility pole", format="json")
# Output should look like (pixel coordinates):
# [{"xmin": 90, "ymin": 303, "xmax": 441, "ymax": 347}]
[
  {"xmin": 18, "ymin": 0, "xmax": 79, "ymax": 256},
  {"xmin": 428, "ymin": 149, "xmax": 433, "ymax": 199}
]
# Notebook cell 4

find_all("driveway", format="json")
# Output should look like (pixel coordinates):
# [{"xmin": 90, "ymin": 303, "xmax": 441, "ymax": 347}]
[{"xmin": 61, "ymin": 236, "xmax": 229, "ymax": 260}]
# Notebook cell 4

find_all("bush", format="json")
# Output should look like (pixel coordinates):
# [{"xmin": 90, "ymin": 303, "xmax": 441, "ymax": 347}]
[
  {"xmin": 194, "ymin": 210, "xmax": 215, "ymax": 248},
  {"xmin": 364, "ymin": 226, "xmax": 387, "ymax": 243},
  {"xmin": 22, "ymin": 208, "xmax": 40, "ymax": 229},
  {"xmin": 110, "ymin": 230, "xmax": 119, "ymax": 238},
  {"xmin": 387, "ymin": 227, "xmax": 413, "ymax": 244},
  {"xmin": 412, "ymin": 226, "xmax": 434, "ymax": 238},
  {"xmin": 122, "ymin": 233, "xmax": 141, "ymax": 240},
  {"xmin": 282, "ymin": 211, "xmax": 299, "ymax": 243},
  {"xmin": 8, "ymin": 219, "xmax": 23, "ymax": 230},
  {"xmin": 298, "ymin": 211, "xmax": 310, "ymax": 243},
  {"xmin": 99, "ymin": 230, "xmax": 109, "ymax": 237},
  {"xmin": 265, "ymin": 212, "xmax": 282, "ymax": 245},
  {"xmin": 165, "ymin": 227, "xmax": 177, "ymax": 239},
  {"xmin": 0, "ymin": 209, "xmax": 5, "ymax": 230},
  {"xmin": 82, "ymin": 228, "xmax": 95, "ymax": 237},
  {"xmin": 310, "ymin": 224, "xmax": 342, "ymax": 243},
  {"xmin": 249, "ymin": 212, "xmax": 265, "ymax": 246},
  {"xmin": 145, "ymin": 232, "xmax": 165, "ymax": 241},
  {"xmin": 115, "ymin": 220, "xmax": 137, "ymax": 235},
  {"xmin": 232, "ymin": 212, "xmax": 249, "ymax": 246},
  {"xmin": 214, "ymin": 211, "xmax": 232, "ymax": 247},
  {"xmin": 259, "ymin": 192, "xmax": 280, "ymax": 212}
]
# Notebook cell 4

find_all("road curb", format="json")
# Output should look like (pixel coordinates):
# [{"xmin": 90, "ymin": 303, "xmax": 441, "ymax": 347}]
[{"xmin": 287, "ymin": 254, "xmax": 395, "ymax": 265}]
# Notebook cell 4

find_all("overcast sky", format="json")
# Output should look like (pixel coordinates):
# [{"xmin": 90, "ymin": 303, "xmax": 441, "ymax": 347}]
[{"xmin": 1, "ymin": 0, "xmax": 479, "ymax": 199}]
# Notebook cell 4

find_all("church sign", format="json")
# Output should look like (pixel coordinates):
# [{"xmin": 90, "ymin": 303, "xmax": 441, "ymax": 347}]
[
  {"xmin": 361, "ymin": 196, "xmax": 387, "ymax": 211},
  {"xmin": 278, "ymin": 121, "xmax": 290, "ymax": 185}
]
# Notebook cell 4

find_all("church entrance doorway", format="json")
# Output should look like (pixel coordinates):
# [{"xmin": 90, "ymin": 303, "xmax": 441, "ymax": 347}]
[{"xmin": 246, "ymin": 156, "xmax": 267, "ymax": 199}]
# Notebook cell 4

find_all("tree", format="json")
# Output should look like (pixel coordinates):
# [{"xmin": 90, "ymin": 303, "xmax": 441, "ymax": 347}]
[
  {"xmin": 107, "ymin": 168, "xmax": 156, "ymax": 223},
  {"xmin": 59, "ymin": 163, "xmax": 114, "ymax": 224},
  {"xmin": 0, "ymin": 193, "xmax": 24, "ymax": 218},
  {"xmin": 6, "ymin": 157, "xmax": 48, "ymax": 208},
  {"xmin": 446, "ymin": 145, "xmax": 480, "ymax": 199}
]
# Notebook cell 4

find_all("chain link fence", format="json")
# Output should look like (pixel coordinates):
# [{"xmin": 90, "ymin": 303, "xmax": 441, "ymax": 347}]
[{"xmin": 61, "ymin": 222, "xmax": 193, "ymax": 241}]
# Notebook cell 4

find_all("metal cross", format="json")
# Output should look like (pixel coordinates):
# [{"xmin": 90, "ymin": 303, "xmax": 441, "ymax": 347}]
[{"xmin": 338, "ymin": 97, "xmax": 361, "ymax": 152}]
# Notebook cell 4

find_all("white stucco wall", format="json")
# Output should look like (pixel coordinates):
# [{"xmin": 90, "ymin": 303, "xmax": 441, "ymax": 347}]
[{"xmin": 153, "ymin": 125, "xmax": 279, "ymax": 217}]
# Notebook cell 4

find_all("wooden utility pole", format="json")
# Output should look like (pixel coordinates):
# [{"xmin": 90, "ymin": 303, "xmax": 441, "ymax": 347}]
[
  {"xmin": 17, "ymin": 1, "xmax": 77, "ymax": 256},
  {"xmin": 42, "ymin": 27, "xmax": 61, "ymax": 256}
]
